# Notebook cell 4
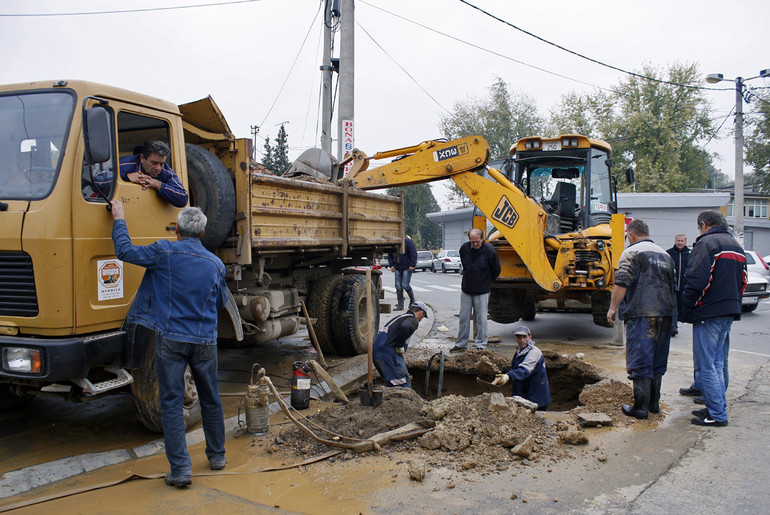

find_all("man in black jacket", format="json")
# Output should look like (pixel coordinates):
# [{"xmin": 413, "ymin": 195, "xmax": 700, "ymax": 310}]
[
  {"xmin": 666, "ymin": 234, "xmax": 690, "ymax": 337},
  {"xmin": 450, "ymin": 229, "xmax": 501, "ymax": 352}
]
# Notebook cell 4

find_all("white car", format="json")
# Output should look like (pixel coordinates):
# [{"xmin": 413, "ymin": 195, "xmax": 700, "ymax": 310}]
[
  {"xmin": 745, "ymin": 251, "xmax": 770, "ymax": 281},
  {"xmin": 742, "ymin": 271, "xmax": 769, "ymax": 312},
  {"xmin": 432, "ymin": 250, "xmax": 462, "ymax": 273},
  {"xmin": 415, "ymin": 251, "xmax": 434, "ymax": 271}
]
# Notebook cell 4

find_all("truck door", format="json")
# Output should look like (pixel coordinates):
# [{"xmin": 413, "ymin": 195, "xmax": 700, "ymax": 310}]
[{"xmin": 72, "ymin": 102, "xmax": 183, "ymax": 333}]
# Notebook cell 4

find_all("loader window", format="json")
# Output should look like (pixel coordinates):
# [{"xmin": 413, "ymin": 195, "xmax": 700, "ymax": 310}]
[
  {"xmin": 588, "ymin": 150, "xmax": 612, "ymax": 215},
  {"xmin": 0, "ymin": 91, "xmax": 75, "ymax": 200}
]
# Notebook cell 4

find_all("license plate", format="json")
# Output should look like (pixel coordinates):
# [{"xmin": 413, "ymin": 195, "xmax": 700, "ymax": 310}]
[
  {"xmin": 742, "ymin": 296, "xmax": 758, "ymax": 305},
  {"xmin": 543, "ymin": 141, "xmax": 561, "ymax": 151}
]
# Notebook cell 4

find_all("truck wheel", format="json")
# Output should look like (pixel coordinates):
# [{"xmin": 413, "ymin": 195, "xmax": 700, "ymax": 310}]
[
  {"xmin": 307, "ymin": 274, "xmax": 344, "ymax": 356},
  {"xmin": 0, "ymin": 384, "xmax": 35, "ymax": 410},
  {"xmin": 130, "ymin": 332, "xmax": 202, "ymax": 432},
  {"xmin": 332, "ymin": 274, "xmax": 380, "ymax": 356},
  {"xmin": 185, "ymin": 143, "xmax": 236, "ymax": 251}
]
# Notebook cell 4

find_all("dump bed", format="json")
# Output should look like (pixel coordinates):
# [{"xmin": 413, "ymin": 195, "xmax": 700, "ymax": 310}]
[{"xmin": 247, "ymin": 173, "xmax": 403, "ymax": 255}]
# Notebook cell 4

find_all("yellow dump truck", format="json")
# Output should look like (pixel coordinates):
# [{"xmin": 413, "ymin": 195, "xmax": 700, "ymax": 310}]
[
  {"xmin": 0, "ymin": 80, "xmax": 402, "ymax": 430},
  {"xmin": 349, "ymin": 134, "xmax": 628, "ymax": 328}
]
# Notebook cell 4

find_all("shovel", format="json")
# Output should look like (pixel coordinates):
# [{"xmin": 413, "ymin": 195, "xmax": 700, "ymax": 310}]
[{"xmin": 360, "ymin": 268, "xmax": 384, "ymax": 407}]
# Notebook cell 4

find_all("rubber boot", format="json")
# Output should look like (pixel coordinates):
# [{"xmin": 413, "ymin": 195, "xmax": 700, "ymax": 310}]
[
  {"xmin": 622, "ymin": 377, "xmax": 651, "ymax": 419},
  {"xmin": 407, "ymin": 290, "xmax": 415, "ymax": 306},
  {"xmin": 649, "ymin": 374, "xmax": 663, "ymax": 414},
  {"xmin": 396, "ymin": 291, "xmax": 404, "ymax": 311}
]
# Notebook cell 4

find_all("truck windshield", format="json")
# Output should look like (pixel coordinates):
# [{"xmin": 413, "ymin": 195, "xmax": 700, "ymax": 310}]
[{"xmin": 0, "ymin": 91, "xmax": 75, "ymax": 200}]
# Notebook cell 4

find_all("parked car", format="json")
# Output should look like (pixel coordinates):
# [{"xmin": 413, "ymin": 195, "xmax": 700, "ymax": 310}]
[
  {"xmin": 745, "ymin": 251, "xmax": 770, "ymax": 281},
  {"xmin": 379, "ymin": 255, "xmax": 390, "ymax": 268},
  {"xmin": 742, "ymin": 271, "xmax": 769, "ymax": 312},
  {"xmin": 432, "ymin": 250, "xmax": 462, "ymax": 273},
  {"xmin": 416, "ymin": 250, "xmax": 434, "ymax": 271}
]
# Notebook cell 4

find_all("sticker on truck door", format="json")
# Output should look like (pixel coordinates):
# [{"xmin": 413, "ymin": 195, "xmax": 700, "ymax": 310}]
[{"xmin": 97, "ymin": 259, "xmax": 124, "ymax": 301}]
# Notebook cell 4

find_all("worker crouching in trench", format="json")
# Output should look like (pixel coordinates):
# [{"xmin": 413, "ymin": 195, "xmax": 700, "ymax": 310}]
[
  {"xmin": 373, "ymin": 302, "xmax": 428, "ymax": 388},
  {"xmin": 492, "ymin": 325, "xmax": 551, "ymax": 410}
]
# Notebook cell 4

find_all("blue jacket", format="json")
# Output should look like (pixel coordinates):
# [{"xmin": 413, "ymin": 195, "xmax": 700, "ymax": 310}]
[
  {"xmin": 680, "ymin": 226, "xmax": 746, "ymax": 323},
  {"xmin": 119, "ymin": 155, "xmax": 189, "ymax": 208},
  {"xmin": 112, "ymin": 219, "xmax": 228, "ymax": 344},
  {"xmin": 506, "ymin": 341, "xmax": 551, "ymax": 409},
  {"xmin": 389, "ymin": 236, "xmax": 418, "ymax": 271}
]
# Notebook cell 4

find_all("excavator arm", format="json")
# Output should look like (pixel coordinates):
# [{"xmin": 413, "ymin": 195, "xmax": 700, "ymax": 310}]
[{"xmin": 348, "ymin": 136, "xmax": 563, "ymax": 291}]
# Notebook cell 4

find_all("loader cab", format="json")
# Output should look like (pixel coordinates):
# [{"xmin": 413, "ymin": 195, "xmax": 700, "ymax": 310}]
[{"xmin": 509, "ymin": 135, "xmax": 615, "ymax": 234}]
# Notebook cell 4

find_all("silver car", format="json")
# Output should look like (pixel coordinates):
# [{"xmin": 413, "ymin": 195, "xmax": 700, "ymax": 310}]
[
  {"xmin": 432, "ymin": 250, "xmax": 462, "ymax": 273},
  {"xmin": 742, "ymin": 271, "xmax": 769, "ymax": 312},
  {"xmin": 415, "ymin": 250, "xmax": 434, "ymax": 271}
]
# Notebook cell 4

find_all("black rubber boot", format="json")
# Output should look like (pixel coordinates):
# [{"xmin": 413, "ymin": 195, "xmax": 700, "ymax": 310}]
[
  {"xmin": 407, "ymin": 290, "xmax": 415, "ymax": 306},
  {"xmin": 396, "ymin": 290, "xmax": 404, "ymax": 311},
  {"xmin": 649, "ymin": 374, "xmax": 663, "ymax": 414},
  {"xmin": 622, "ymin": 377, "xmax": 651, "ymax": 419}
]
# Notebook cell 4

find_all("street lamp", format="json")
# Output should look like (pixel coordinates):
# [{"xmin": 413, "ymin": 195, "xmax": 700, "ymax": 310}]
[{"xmin": 706, "ymin": 69, "xmax": 770, "ymax": 247}]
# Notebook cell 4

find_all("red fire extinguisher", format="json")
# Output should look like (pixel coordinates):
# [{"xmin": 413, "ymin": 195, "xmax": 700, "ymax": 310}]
[{"xmin": 291, "ymin": 361, "xmax": 311, "ymax": 409}]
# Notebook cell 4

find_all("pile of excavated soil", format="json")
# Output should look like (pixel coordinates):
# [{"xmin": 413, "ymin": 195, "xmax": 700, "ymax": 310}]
[{"xmin": 274, "ymin": 349, "xmax": 659, "ymax": 470}]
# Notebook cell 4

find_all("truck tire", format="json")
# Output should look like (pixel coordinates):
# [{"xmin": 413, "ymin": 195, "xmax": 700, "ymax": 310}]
[
  {"xmin": 307, "ymin": 274, "xmax": 344, "ymax": 356},
  {"xmin": 185, "ymin": 143, "xmax": 236, "ymax": 251},
  {"xmin": 0, "ymin": 384, "xmax": 35, "ymax": 410},
  {"xmin": 332, "ymin": 274, "xmax": 380, "ymax": 356},
  {"xmin": 130, "ymin": 331, "xmax": 202, "ymax": 432}
]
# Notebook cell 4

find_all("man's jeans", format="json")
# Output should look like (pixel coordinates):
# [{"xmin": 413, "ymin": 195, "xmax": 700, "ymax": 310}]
[
  {"xmin": 692, "ymin": 317, "xmax": 732, "ymax": 422},
  {"xmin": 155, "ymin": 334, "xmax": 225, "ymax": 475},
  {"xmin": 625, "ymin": 316, "xmax": 672, "ymax": 379},
  {"xmin": 456, "ymin": 292, "xmax": 489, "ymax": 349},
  {"xmin": 394, "ymin": 269, "xmax": 413, "ymax": 301}
]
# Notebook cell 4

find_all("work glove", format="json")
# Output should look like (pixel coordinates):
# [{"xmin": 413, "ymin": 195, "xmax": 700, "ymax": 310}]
[
  {"xmin": 395, "ymin": 347, "xmax": 405, "ymax": 356},
  {"xmin": 491, "ymin": 373, "xmax": 509, "ymax": 386}
]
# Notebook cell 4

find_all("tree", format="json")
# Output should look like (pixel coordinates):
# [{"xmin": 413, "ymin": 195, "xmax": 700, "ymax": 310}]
[
  {"xmin": 260, "ymin": 124, "xmax": 290, "ymax": 174},
  {"xmin": 745, "ymin": 90, "xmax": 770, "ymax": 193},
  {"xmin": 438, "ymin": 77, "xmax": 546, "ymax": 207},
  {"xmin": 387, "ymin": 184, "xmax": 442, "ymax": 249}
]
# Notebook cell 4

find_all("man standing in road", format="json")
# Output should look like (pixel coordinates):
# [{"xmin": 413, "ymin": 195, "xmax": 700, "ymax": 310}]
[
  {"xmin": 450, "ymin": 228, "xmax": 501, "ymax": 352},
  {"xmin": 680, "ymin": 210, "xmax": 746, "ymax": 427},
  {"xmin": 389, "ymin": 235, "xmax": 417, "ymax": 310},
  {"xmin": 119, "ymin": 140, "xmax": 189, "ymax": 208},
  {"xmin": 111, "ymin": 200, "xmax": 228, "ymax": 487},
  {"xmin": 492, "ymin": 325, "xmax": 551, "ymax": 410},
  {"xmin": 666, "ymin": 234, "xmax": 690, "ymax": 337},
  {"xmin": 373, "ymin": 301, "xmax": 428, "ymax": 388},
  {"xmin": 607, "ymin": 219, "xmax": 676, "ymax": 420}
]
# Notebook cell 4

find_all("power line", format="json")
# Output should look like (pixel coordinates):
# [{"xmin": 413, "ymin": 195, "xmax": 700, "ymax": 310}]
[
  {"xmin": 356, "ymin": 20, "xmax": 452, "ymax": 115},
  {"xmin": 458, "ymin": 0, "xmax": 733, "ymax": 93},
  {"xmin": 700, "ymin": 107, "xmax": 735, "ymax": 151},
  {"xmin": 0, "ymin": 0, "xmax": 263, "ymax": 17},
  {"xmin": 358, "ymin": 1, "xmax": 610, "ymax": 92}
]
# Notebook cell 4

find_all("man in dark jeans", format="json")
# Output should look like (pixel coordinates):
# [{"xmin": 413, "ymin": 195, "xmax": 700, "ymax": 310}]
[
  {"xmin": 111, "ymin": 200, "xmax": 228, "ymax": 487},
  {"xmin": 388, "ymin": 236, "xmax": 417, "ymax": 310}
]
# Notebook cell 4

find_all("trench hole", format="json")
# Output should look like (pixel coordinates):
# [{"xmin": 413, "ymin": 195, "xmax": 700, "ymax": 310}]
[{"xmin": 408, "ymin": 351, "xmax": 603, "ymax": 411}]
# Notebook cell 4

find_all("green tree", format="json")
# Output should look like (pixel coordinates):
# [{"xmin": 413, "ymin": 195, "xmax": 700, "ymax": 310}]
[
  {"xmin": 745, "ymin": 90, "xmax": 770, "ymax": 193},
  {"xmin": 438, "ymin": 76, "xmax": 546, "ymax": 207},
  {"xmin": 387, "ymin": 184, "xmax": 442, "ymax": 249},
  {"xmin": 260, "ymin": 124, "xmax": 290, "ymax": 174}
]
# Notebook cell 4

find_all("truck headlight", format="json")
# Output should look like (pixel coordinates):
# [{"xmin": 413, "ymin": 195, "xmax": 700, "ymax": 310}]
[{"xmin": 2, "ymin": 347, "xmax": 42, "ymax": 374}]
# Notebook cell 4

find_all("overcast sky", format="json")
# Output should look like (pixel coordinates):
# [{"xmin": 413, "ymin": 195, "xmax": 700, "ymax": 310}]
[{"xmin": 1, "ymin": 0, "xmax": 767, "ymax": 201}]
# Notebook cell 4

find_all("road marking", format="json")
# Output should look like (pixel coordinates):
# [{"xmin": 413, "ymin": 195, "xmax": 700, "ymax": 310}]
[
  {"xmin": 732, "ymin": 349, "xmax": 770, "ymax": 358},
  {"xmin": 383, "ymin": 285, "xmax": 455, "ymax": 293},
  {"xmin": 429, "ymin": 285, "xmax": 461, "ymax": 291}
]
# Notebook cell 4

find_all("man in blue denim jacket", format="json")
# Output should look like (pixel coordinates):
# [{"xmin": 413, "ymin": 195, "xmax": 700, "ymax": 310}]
[{"xmin": 111, "ymin": 200, "xmax": 228, "ymax": 487}]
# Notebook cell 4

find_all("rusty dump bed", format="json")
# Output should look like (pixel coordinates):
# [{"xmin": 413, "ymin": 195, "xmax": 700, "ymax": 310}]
[{"xmin": 247, "ymin": 173, "xmax": 403, "ymax": 253}]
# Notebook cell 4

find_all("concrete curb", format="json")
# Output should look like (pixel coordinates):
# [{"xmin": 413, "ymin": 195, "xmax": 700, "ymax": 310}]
[{"xmin": 0, "ymin": 302, "xmax": 436, "ymax": 499}]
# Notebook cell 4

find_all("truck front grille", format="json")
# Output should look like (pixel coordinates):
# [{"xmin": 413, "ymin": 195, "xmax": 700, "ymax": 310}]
[{"xmin": 0, "ymin": 252, "xmax": 39, "ymax": 317}]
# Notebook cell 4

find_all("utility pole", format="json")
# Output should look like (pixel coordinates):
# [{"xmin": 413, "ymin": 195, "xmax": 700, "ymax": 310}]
[
  {"xmin": 250, "ymin": 125, "xmax": 259, "ymax": 162},
  {"xmin": 337, "ymin": 0, "xmax": 354, "ymax": 172},
  {"xmin": 320, "ymin": 2, "xmax": 336, "ymax": 154}
]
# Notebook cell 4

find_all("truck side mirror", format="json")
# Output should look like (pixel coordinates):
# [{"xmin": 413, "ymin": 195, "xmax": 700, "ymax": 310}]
[
  {"xmin": 625, "ymin": 167, "xmax": 635, "ymax": 185},
  {"xmin": 84, "ymin": 107, "xmax": 112, "ymax": 164}
]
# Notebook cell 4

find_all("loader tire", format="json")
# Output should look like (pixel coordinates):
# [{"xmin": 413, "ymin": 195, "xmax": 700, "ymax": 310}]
[
  {"xmin": 0, "ymin": 384, "xmax": 35, "ymax": 410},
  {"xmin": 130, "ymin": 330, "xmax": 202, "ymax": 433},
  {"xmin": 488, "ymin": 287, "xmax": 520, "ymax": 324},
  {"xmin": 185, "ymin": 143, "xmax": 236, "ymax": 251},
  {"xmin": 331, "ymin": 274, "xmax": 380, "ymax": 356},
  {"xmin": 591, "ymin": 291, "xmax": 612, "ymax": 328},
  {"xmin": 307, "ymin": 274, "xmax": 344, "ymax": 356}
]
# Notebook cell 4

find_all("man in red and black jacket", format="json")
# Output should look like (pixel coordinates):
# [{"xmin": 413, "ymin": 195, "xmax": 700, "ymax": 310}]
[{"xmin": 681, "ymin": 210, "xmax": 747, "ymax": 427}]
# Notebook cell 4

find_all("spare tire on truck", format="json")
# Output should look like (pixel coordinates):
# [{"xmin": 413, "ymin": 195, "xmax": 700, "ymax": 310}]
[
  {"xmin": 185, "ymin": 143, "xmax": 236, "ymax": 251},
  {"xmin": 130, "ymin": 328, "xmax": 202, "ymax": 432}
]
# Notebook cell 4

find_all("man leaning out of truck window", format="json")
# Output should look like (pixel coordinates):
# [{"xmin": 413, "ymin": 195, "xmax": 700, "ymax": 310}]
[{"xmin": 119, "ymin": 140, "xmax": 188, "ymax": 208}]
